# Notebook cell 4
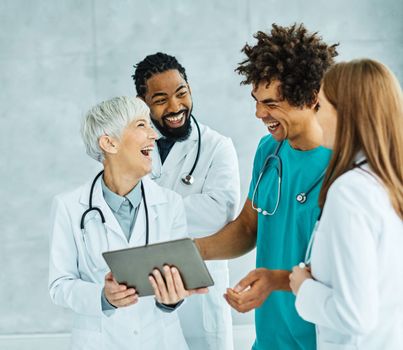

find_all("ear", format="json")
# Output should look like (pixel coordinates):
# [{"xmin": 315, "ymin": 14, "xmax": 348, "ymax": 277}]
[
  {"xmin": 99, "ymin": 135, "xmax": 119, "ymax": 155},
  {"xmin": 311, "ymin": 90, "xmax": 320, "ymax": 111}
]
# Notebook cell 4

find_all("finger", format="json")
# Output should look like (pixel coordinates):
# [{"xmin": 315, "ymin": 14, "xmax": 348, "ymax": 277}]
[
  {"xmin": 105, "ymin": 272, "xmax": 114, "ymax": 281},
  {"xmin": 233, "ymin": 271, "xmax": 258, "ymax": 293},
  {"xmin": 224, "ymin": 293, "xmax": 243, "ymax": 312},
  {"xmin": 227, "ymin": 287, "xmax": 256, "ymax": 305},
  {"xmin": 114, "ymin": 294, "xmax": 139, "ymax": 307},
  {"xmin": 152, "ymin": 269, "xmax": 169, "ymax": 301},
  {"xmin": 224, "ymin": 293, "xmax": 257, "ymax": 313},
  {"xmin": 149, "ymin": 275, "xmax": 162, "ymax": 302},
  {"xmin": 163, "ymin": 265, "xmax": 177, "ymax": 297},
  {"xmin": 105, "ymin": 281, "xmax": 128, "ymax": 294},
  {"xmin": 192, "ymin": 287, "xmax": 209, "ymax": 295},
  {"xmin": 109, "ymin": 288, "xmax": 136, "ymax": 302},
  {"xmin": 171, "ymin": 267, "xmax": 186, "ymax": 298}
]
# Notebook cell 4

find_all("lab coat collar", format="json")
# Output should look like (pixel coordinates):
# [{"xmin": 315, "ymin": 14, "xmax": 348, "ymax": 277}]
[
  {"xmin": 79, "ymin": 174, "xmax": 166, "ymax": 236},
  {"xmin": 354, "ymin": 150, "xmax": 367, "ymax": 164}
]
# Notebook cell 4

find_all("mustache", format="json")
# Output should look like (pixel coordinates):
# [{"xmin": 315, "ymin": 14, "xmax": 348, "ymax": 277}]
[{"xmin": 162, "ymin": 109, "xmax": 188, "ymax": 120}]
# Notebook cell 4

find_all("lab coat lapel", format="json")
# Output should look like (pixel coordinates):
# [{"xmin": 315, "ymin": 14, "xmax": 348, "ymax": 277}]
[
  {"xmin": 151, "ymin": 119, "xmax": 198, "ymax": 174},
  {"xmin": 129, "ymin": 177, "xmax": 164, "ymax": 246},
  {"xmin": 79, "ymin": 177, "xmax": 125, "ymax": 239}
]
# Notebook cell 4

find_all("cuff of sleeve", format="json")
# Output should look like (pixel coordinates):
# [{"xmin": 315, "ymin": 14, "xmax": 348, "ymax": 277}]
[
  {"xmin": 101, "ymin": 288, "xmax": 117, "ymax": 317},
  {"xmin": 155, "ymin": 299, "xmax": 184, "ymax": 313},
  {"xmin": 296, "ymin": 278, "xmax": 332, "ymax": 324}
]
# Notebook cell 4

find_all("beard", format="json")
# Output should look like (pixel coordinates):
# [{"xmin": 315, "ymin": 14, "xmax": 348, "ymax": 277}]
[{"xmin": 151, "ymin": 107, "xmax": 193, "ymax": 142}]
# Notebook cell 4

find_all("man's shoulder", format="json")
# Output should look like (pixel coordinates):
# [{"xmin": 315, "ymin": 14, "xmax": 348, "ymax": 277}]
[{"xmin": 198, "ymin": 122, "xmax": 231, "ymax": 145}]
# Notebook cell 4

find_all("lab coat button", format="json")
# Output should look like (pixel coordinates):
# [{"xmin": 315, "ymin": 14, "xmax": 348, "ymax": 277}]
[{"xmin": 133, "ymin": 329, "xmax": 138, "ymax": 335}]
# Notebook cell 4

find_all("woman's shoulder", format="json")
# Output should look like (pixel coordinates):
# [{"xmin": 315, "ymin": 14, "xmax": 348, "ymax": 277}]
[{"xmin": 327, "ymin": 166, "xmax": 386, "ymax": 211}]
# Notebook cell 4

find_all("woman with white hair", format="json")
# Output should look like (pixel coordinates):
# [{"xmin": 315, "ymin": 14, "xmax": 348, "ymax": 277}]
[{"xmin": 49, "ymin": 96, "xmax": 206, "ymax": 350}]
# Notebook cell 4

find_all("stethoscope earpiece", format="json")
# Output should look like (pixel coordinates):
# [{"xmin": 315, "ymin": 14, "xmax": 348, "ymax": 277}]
[{"xmin": 182, "ymin": 174, "xmax": 194, "ymax": 185}]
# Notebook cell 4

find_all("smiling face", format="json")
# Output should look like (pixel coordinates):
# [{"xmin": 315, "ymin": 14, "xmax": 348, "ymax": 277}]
[
  {"xmin": 114, "ymin": 115, "xmax": 158, "ymax": 177},
  {"xmin": 143, "ymin": 69, "xmax": 192, "ymax": 140},
  {"xmin": 252, "ymin": 80, "xmax": 321, "ymax": 148}
]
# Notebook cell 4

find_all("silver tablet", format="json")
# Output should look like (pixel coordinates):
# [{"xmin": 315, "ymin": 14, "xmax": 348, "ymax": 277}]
[{"xmin": 102, "ymin": 238, "xmax": 214, "ymax": 297}]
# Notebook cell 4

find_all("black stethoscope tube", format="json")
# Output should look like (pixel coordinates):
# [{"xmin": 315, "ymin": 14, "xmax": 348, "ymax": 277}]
[
  {"xmin": 181, "ymin": 114, "xmax": 201, "ymax": 185},
  {"xmin": 80, "ymin": 170, "xmax": 150, "ymax": 246}
]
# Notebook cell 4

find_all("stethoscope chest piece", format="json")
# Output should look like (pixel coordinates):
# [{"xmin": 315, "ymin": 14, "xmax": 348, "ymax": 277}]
[
  {"xmin": 296, "ymin": 192, "xmax": 307, "ymax": 204},
  {"xmin": 181, "ymin": 174, "xmax": 194, "ymax": 185}
]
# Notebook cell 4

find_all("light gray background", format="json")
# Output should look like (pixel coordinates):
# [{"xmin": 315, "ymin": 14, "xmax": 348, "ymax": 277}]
[{"xmin": 1, "ymin": 0, "xmax": 402, "ymax": 336}]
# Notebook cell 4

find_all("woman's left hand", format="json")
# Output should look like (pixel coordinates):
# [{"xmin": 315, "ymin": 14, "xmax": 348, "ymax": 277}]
[
  {"xmin": 289, "ymin": 266, "xmax": 313, "ymax": 295},
  {"xmin": 149, "ymin": 265, "xmax": 208, "ymax": 305}
]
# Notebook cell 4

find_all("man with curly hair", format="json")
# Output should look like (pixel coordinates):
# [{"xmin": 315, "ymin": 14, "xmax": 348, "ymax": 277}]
[{"xmin": 196, "ymin": 23, "xmax": 338, "ymax": 349}]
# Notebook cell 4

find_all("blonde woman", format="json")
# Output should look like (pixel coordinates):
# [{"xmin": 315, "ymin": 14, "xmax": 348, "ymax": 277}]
[{"xmin": 290, "ymin": 59, "xmax": 403, "ymax": 349}]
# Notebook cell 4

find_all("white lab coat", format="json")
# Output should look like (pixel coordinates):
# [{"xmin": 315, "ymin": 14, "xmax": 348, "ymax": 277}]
[
  {"xmin": 296, "ymin": 163, "xmax": 403, "ymax": 350},
  {"xmin": 49, "ymin": 176, "xmax": 189, "ymax": 350},
  {"xmin": 151, "ymin": 120, "xmax": 240, "ymax": 350}
]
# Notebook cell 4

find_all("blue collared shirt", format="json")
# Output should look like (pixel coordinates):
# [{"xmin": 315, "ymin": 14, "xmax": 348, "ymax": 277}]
[{"xmin": 101, "ymin": 177, "xmax": 142, "ymax": 242}]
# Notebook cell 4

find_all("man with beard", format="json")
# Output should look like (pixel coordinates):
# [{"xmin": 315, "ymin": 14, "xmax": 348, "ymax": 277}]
[
  {"xmin": 196, "ymin": 24, "xmax": 338, "ymax": 350},
  {"xmin": 132, "ymin": 52, "xmax": 240, "ymax": 350}
]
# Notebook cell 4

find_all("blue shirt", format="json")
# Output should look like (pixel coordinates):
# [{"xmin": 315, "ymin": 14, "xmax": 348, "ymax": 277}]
[
  {"xmin": 101, "ymin": 178, "xmax": 142, "ymax": 242},
  {"xmin": 248, "ymin": 135, "xmax": 331, "ymax": 350}
]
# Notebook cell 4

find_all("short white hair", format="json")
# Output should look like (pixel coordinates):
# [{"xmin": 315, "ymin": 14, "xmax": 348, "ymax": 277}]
[{"xmin": 81, "ymin": 96, "xmax": 150, "ymax": 162}]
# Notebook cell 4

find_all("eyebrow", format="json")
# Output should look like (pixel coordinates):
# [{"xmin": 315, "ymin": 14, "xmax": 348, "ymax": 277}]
[
  {"xmin": 250, "ymin": 92, "xmax": 279, "ymax": 104},
  {"xmin": 151, "ymin": 84, "xmax": 188, "ymax": 100}
]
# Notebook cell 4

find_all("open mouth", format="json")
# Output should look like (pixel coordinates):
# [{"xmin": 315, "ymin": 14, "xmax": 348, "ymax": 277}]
[
  {"xmin": 265, "ymin": 120, "xmax": 281, "ymax": 133},
  {"xmin": 164, "ymin": 111, "xmax": 186, "ymax": 128},
  {"xmin": 140, "ymin": 145, "xmax": 154, "ymax": 157}
]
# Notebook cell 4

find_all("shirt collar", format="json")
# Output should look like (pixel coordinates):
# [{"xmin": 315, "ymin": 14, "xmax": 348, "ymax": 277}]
[{"xmin": 101, "ymin": 177, "xmax": 142, "ymax": 212}]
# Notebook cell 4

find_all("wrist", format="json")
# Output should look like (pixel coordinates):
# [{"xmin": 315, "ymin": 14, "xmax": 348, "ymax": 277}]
[{"xmin": 271, "ymin": 269, "xmax": 292, "ymax": 291}]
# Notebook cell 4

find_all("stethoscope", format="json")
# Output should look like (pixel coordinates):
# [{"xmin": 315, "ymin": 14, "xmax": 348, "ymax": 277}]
[
  {"xmin": 251, "ymin": 141, "xmax": 327, "ymax": 216},
  {"xmin": 153, "ymin": 114, "xmax": 201, "ymax": 185},
  {"xmin": 181, "ymin": 114, "xmax": 201, "ymax": 185},
  {"xmin": 80, "ymin": 170, "xmax": 150, "ymax": 270},
  {"xmin": 298, "ymin": 158, "xmax": 369, "ymax": 269}
]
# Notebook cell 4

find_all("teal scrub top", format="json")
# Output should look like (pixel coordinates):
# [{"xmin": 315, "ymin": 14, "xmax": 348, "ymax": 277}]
[{"xmin": 248, "ymin": 135, "xmax": 332, "ymax": 350}]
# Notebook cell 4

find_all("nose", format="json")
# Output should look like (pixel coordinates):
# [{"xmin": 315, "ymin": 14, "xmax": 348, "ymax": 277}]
[
  {"xmin": 148, "ymin": 126, "xmax": 158, "ymax": 140},
  {"xmin": 255, "ymin": 102, "xmax": 267, "ymax": 119},
  {"xmin": 166, "ymin": 97, "xmax": 181, "ymax": 114}
]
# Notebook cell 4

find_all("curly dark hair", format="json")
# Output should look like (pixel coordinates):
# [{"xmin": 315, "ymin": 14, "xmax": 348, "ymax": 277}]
[
  {"xmin": 236, "ymin": 23, "xmax": 339, "ymax": 107},
  {"xmin": 132, "ymin": 52, "xmax": 188, "ymax": 97}
]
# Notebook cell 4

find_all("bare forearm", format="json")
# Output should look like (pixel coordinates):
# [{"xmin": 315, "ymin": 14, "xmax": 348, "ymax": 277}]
[
  {"xmin": 271, "ymin": 269, "xmax": 292, "ymax": 291},
  {"xmin": 195, "ymin": 199, "xmax": 257, "ymax": 260}
]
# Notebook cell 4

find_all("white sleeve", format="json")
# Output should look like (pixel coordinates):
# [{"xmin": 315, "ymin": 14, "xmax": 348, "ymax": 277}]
[
  {"xmin": 183, "ymin": 137, "xmax": 240, "ymax": 237},
  {"xmin": 296, "ymin": 181, "xmax": 379, "ymax": 335},
  {"xmin": 48, "ymin": 196, "xmax": 104, "ymax": 317}
]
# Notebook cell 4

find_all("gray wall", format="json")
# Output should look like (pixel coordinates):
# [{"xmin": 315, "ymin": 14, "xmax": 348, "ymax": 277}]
[{"xmin": 1, "ymin": 0, "xmax": 402, "ymax": 335}]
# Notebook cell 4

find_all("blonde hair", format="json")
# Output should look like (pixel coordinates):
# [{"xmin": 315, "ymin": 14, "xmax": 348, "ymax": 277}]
[{"xmin": 319, "ymin": 59, "xmax": 403, "ymax": 219}]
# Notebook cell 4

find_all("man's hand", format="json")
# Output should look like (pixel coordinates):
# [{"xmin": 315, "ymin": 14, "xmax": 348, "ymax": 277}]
[
  {"xmin": 104, "ymin": 272, "xmax": 138, "ymax": 308},
  {"xmin": 289, "ymin": 265, "xmax": 312, "ymax": 295},
  {"xmin": 224, "ymin": 268, "xmax": 289, "ymax": 313},
  {"xmin": 149, "ymin": 265, "xmax": 209, "ymax": 305}
]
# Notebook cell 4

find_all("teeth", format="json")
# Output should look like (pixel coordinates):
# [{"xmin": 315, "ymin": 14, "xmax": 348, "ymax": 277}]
[
  {"xmin": 166, "ymin": 113, "xmax": 184, "ymax": 122},
  {"xmin": 141, "ymin": 146, "xmax": 154, "ymax": 152},
  {"xmin": 266, "ymin": 121, "xmax": 280, "ymax": 130}
]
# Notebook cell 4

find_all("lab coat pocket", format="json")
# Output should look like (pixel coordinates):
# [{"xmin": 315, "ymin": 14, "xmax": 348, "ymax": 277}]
[{"xmin": 202, "ymin": 267, "xmax": 230, "ymax": 332}]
